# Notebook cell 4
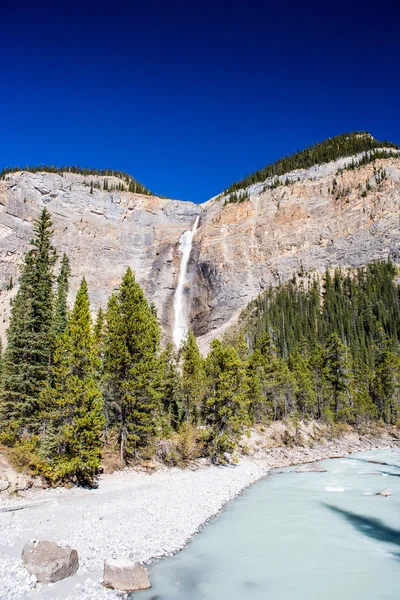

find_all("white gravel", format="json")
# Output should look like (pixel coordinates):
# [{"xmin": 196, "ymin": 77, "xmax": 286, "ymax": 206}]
[{"xmin": 0, "ymin": 460, "xmax": 267, "ymax": 599}]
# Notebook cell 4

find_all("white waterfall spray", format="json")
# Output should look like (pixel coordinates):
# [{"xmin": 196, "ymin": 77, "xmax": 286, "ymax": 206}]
[{"xmin": 173, "ymin": 216, "xmax": 199, "ymax": 348}]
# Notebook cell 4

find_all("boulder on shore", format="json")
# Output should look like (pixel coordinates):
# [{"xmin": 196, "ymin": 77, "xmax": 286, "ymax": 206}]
[
  {"xmin": 295, "ymin": 463, "xmax": 327, "ymax": 473},
  {"xmin": 103, "ymin": 558, "xmax": 151, "ymax": 592},
  {"xmin": 377, "ymin": 488, "xmax": 392, "ymax": 497},
  {"xmin": 22, "ymin": 540, "xmax": 79, "ymax": 583}
]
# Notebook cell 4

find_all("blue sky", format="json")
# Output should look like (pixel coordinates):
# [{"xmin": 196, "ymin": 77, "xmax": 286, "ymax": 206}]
[{"xmin": 1, "ymin": 0, "xmax": 399, "ymax": 203}]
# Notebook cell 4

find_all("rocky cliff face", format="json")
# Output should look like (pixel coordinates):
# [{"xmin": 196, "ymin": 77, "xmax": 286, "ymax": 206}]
[
  {"xmin": 1, "ymin": 154, "xmax": 400, "ymax": 351},
  {"xmin": 0, "ymin": 171, "xmax": 201, "ymax": 342}
]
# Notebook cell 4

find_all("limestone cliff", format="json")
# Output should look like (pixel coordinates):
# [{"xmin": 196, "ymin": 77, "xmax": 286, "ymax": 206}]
[{"xmin": 1, "ymin": 153, "xmax": 400, "ymax": 351}]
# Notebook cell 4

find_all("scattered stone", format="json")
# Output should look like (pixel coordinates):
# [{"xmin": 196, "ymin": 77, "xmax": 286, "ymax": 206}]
[
  {"xmin": 22, "ymin": 540, "xmax": 79, "ymax": 583},
  {"xmin": 377, "ymin": 488, "xmax": 392, "ymax": 497},
  {"xmin": 0, "ymin": 480, "xmax": 9, "ymax": 492},
  {"xmin": 103, "ymin": 558, "xmax": 151, "ymax": 592},
  {"xmin": 295, "ymin": 463, "xmax": 327, "ymax": 473}
]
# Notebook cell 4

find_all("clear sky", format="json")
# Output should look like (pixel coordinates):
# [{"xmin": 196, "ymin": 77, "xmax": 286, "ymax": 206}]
[{"xmin": 1, "ymin": 0, "xmax": 399, "ymax": 203}]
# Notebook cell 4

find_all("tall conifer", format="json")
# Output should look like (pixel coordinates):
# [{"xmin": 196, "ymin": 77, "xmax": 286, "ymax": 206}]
[
  {"xmin": 180, "ymin": 330, "xmax": 205, "ymax": 423},
  {"xmin": 53, "ymin": 253, "xmax": 71, "ymax": 336},
  {"xmin": 0, "ymin": 208, "xmax": 56, "ymax": 439},
  {"xmin": 103, "ymin": 267, "xmax": 162, "ymax": 460},
  {"xmin": 41, "ymin": 278, "xmax": 104, "ymax": 484}
]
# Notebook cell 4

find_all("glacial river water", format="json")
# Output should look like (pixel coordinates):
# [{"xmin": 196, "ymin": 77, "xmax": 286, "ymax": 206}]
[{"xmin": 137, "ymin": 449, "xmax": 400, "ymax": 600}]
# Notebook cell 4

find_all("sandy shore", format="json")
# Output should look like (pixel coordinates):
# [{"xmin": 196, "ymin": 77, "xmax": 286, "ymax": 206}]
[{"xmin": 0, "ymin": 429, "xmax": 398, "ymax": 599}]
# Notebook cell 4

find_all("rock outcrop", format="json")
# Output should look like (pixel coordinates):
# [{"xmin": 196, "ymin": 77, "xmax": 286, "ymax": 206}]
[
  {"xmin": 103, "ymin": 558, "xmax": 151, "ymax": 592},
  {"xmin": 22, "ymin": 540, "xmax": 79, "ymax": 583},
  {"xmin": 1, "ymin": 153, "xmax": 399, "ymax": 351},
  {"xmin": 376, "ymin": 488, "xmax": 392, "ymax": 497},
  {"xmin": 295, "ymin": 463, "xmax": 327, "ymax": 473}
]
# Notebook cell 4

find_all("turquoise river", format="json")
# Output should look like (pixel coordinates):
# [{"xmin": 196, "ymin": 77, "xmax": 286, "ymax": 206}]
[{"xmin": 136, "ymin": 448, "xmax": 400, "ymax": 600}]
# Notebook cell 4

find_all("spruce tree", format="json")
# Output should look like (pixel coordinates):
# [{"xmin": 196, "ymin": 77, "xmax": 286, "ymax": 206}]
[
  {"xmin": 288, "ymin": 350, "xmax": 317, "ymax": 417},
  {"xmin": 180, "ymin": 330, "xmax": 205, "ymax": 423},
  {"xmin": 94, "ymin": 307, "xmax": 105, "ymax": 346},
  {"xmin": 41, "ymin": 278, "xmax": 104, "ymax": 484},
  {"xmin": 323, "ymin": 333, "xmax": 352, "ymax": 420},
  {"xmin": 160, "ymin": 343, "xmax": 183, "ymax": 432},
  {"xmin": 204, "ymin": 339, "xmax": 249, "ymax": 462},
  {"xmin": 53, "ymin": 253, "xmax": 71, "ymax": 336},
  {"xmin": 0, "ymin": 208, "xmax": 56, "ymax": 440},
  {"xmin": 103, "ymin": 267, "xmax": 162, "ymax": 460}
]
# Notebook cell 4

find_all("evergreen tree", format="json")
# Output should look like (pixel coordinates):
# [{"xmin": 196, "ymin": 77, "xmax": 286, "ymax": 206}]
[
  {"xmin": 323, "ymin": 333, "xmax": 352, "ymax": 420},
  {"xmin": 180, "ymin": 330, "xmax": 205, "ymax": 423},
  {"xmin": 288, "ymin": 349, "xmax": 317, "ymax": 417},
  {"xmin": 94, "ymin": 307, "xmax": 105, "ymax": 346},
  {"xmin": 0, "ymin": 209, "xmax": 56, "ymax": 440},
  {"xmin": 371, "ymin": 341, "xmax": 400, "ymax": 424},
  {"xmin": 0, "ymin": 338, "xmax": 3, "ymax": 383},
  {"xmin": 103, "ymin": 268, "xmax": 162, "ymax": 460},
  {"xmin": 159, "ymin": 343, "xmax": 183, "ymax": 432},
  {"xmin": 204, "ymin": 339, "xmax": 249, "ymax": 462},
  {"xmin": 53, "ymin": 253, "xmax": 71, "ymax": 336},
  {"xmin": 41, "ymin": 278, "xmax": 104, "ymax": 484}
]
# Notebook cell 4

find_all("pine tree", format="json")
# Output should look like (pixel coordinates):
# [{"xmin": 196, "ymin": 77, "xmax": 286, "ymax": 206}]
[
  {"xmin": 41, "ymin": 278, "xmax": 104, "ymax": 484},
  {"xmin": 103, "ymin": 267, "xmax": 162, "ymax": 460},
  {"xmin": 323, "ymin": 333, "xmax": 352, "ymax": 420},
  {"xmin": 371, "ymin": 337, "xmax": 400, "ymax": 424},
  {"xmin": 0, "ymin": 338, "xmax": 3, "ymax": 383},
  {"xmin": 0, "ymin": 209, "xmax": 56, "ymax": 440},
  {"xmin": 94, "ymin": 307, "xmax": 105, "ymax": 346},
  {"xmin": 204, "ymin": 339, "xmax": 249, "ymax": 462},
  {"xmin": 53, "ymin": 253, "xmax": 71, "ymax": 336},
  {"xmin": 180, "ymin": 330, "xmax": 205, "ymax": 423},
  {"xmin": 159, "ymin": 343, "xmax": 183, "ymax": 432},
  {"xmin": 288, "ymin": 350, "xmax": 317, "ymax": 417}
]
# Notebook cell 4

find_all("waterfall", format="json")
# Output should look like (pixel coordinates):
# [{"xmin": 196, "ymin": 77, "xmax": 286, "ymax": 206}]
[{"xmin": 173, "ymin": 216, "xmax": 199, "ymax": 348}]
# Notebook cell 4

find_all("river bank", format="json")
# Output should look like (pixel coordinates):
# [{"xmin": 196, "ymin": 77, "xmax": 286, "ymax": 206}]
[{"xmin": 0, "ymin": 424, "xmax": 399, "ymax": 599}]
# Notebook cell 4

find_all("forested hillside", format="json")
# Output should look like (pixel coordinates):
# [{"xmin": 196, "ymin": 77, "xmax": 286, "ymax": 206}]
[
  {"xmin": 222, "ymin": 132, "xmax": 398, "ymax": 204},
  {"xmin": 0, "ymin": 165, "xmax": 153, "ymax": 195},
  {"xmin": 0, "ymin": 211, "xmax": 399, "ymax": 488},
  {"xmin": 237, "ymin": 262, "xmax": 400, "ymax": 424}
]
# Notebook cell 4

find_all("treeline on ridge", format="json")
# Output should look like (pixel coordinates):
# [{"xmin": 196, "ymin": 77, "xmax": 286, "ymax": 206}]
[
  {"xmin": 0, "ymin": 165, "xmax": 153, "ymax": 195},
  {"xmin": 0, "ymin": 210, "xmax": 399, "ymax": 486},
  {"xmin": 223, "ymin": 131, "xmax": 398, "ymax": 204}
]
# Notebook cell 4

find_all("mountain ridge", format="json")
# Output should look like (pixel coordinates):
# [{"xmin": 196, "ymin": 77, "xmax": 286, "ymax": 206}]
[{"xmin": 1, "ymin": 134, "xmax": 400, "ymax": 352}]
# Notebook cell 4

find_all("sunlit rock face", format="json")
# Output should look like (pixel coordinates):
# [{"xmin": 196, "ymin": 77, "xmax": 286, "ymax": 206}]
[
  {"xmin": 191, "ymin": 154, "xmax": 400, "ymax": 349},
  {"xmin": 1, "ymin": 155, "xmax": 400, "ymax": 351},
  {"xmin": 0, "ymin": 171, "xmax": 201, "ymax": 342}
]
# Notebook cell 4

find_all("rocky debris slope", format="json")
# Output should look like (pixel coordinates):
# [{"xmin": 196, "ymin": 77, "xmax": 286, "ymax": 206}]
[{"xmin": 1, "ymin": 155, "xmax": 400, "ymax": 350}]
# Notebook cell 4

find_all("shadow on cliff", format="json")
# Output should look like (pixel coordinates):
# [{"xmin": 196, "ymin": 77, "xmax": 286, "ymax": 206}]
[{"xmin": 323, "ymin": 504, "xmax": 400, "ymax": 549}]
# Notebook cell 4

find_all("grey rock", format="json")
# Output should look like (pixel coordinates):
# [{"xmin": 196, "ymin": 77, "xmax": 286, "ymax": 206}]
[
  {"xmin": 22, "ymin": 540, "xmax": 79, "ymax": 583},
  {"xmin": 295, "ymin": 463, "xmax": 327, "ymax": 473},
  {"xmin": 0, "ymin": 480, "xmax": 9, "ymax": 492},
  {"xmin": 377, "ymin": 488, "xmax": 392, "ymax": 496},
  {"xmin": 1, "ymin": 156, "xmax": 400, "ymax": 353},
  {"xmin": 103, "ymin": 558, "xmax": 151, "ymax": 592}
]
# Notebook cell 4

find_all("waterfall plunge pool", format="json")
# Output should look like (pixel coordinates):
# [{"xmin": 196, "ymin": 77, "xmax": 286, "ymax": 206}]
[{"xmin": 135, "ymin": 449, "xmax": 400, "ymax": 600}]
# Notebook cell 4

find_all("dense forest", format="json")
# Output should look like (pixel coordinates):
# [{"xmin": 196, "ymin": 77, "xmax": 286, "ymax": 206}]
[
  {"xmin": 239, "ymin": 262, "xmax": 400, "ymax": 424},
  {"xmin": 222, "ymin": 132, "xmax": 398, "ymax": 204},
  {"xmin": 0, "ymin": 165, "xmax": 153, "ymax": 195},
  {"xmin": 0, "ymin": 210, "xmax": 399, "ymax": 485}
]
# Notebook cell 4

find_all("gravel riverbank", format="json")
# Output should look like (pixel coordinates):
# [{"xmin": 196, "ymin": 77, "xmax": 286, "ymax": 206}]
[{"xmin": 0, "ymin": 429, "xmax": 398, "ymax": 599}]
